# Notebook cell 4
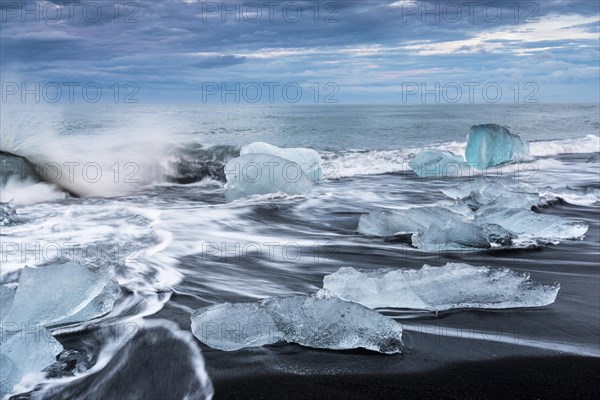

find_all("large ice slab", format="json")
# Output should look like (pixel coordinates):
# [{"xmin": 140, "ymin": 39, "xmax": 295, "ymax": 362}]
[
  {"xmin": 476, "ymin": 207, "xmax": 589, "ymax": 241},
  {"xmin": 465, "ymin": 124, "xmax": 529, "ymax": 169},
  {"xmin": 1, "ymin": 327, "xmax": 63, "ymax": 397},
  {"xmin": 240, "ymin": 142, "xmax": 322, "ymax": 182},
  {"xmin": 320, "ymin": 263, "xmax": 560, "ymax": 311},
  {"xmin": 224, "ymin": 154, "xmax": 313, "ymax": 201},
  {"xmin": 191, "ymin": 295, "xmax": 403, "ymax": 354},
  {"xmin": 409, "ymin": 149, "xmax": 471, "ymax": 178},
  {"xmin": 357, "ymin": 205, "xmax": 471, "ymax": 237},
  {"xmin": 2, "ymin": 262, "xmax": 120, "ymax": 329}
]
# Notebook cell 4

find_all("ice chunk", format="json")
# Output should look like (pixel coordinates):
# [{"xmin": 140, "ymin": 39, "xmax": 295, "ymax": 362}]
[
  {"xmin": 409, "ymin": 149, "xmax": 471, "ymax": 178},
  {"xmin": 191, "ymin": 296, "xmax": 403, "ymax": 354},
  {"xmin": 539, "ymin": 186, "xmax": 600, "ymax": 206},
  {"xmin": 0, "ymin": 202, "xmax": 16, "ymax": 226},
  {"xmin": 442, "ymin": 179, "xmax": 539, "ymax": 209},
  {"xmin": 3, "ymin": 262, "xmax": 120, "ymax": 329},
  {"xmin": 587, "ymin": 153, "xmax": 600, "ymax": 163},
  {"xmin": 320, "ymin": 263, "xmax": 560, "ymax": 311},
  {"xmin": 241, "ymin": 142, "xmax": 322, "ymax": 182},
  {"xmin": 224, "ymin": 154, "xmax": 313, "ymax": 201},
  {"xmin": 476, "ymin": 207, "xmax": 589, "ymax": 240},
  {"xmin": 412, "ymin": 221, "xmax": 514, "ymax": 251},
  {"xmin": 465, "ymin": 124, "xmax": 529, "ymax": 168},
  {"xmin": 358, "ymin": 206, "xmax": 470, "ymax": 237},
  {"xmin": 1, "ymin": 327, "xmax": 63, "ymax": 397}
]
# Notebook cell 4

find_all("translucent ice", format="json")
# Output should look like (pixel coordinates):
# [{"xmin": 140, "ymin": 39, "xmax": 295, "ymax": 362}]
[
  {"xmin": 1, "ymin": 327, "xmax": 63, "ymax": 397},
  {"xmin": 0, "ymin": 202, "xmax": 16, "ymax": 226},
  {"xmin": 3, "ymin": 262, "xmax": 120, "ymax": 329},
  {"xmin": 240, "ymin": 142, "xmax": 322, "ymax": 182},
  {"xmin": 442, "ymin": 179, "xmax": 539, "ymax": 209},
  {"xmin": 476, "ymin": 207, "xmax": 589, "ymax": 240},
  {"xmin": 465, "ymin": 124, "xmax": 529, "ymax": 168},
  {"xmin": 411, "ymin": 221, "xmax": 514, "ymax": 251},
  {"xmin": 409, "ymin": 149, "xmax": 471, "ymax": 178},
  {"xmin": 320, "ymin": 263, "xmax": 560, "ymax": 311},
  {"xmin": 357, "ymin": 206, "xmax": 470, "ymax": 237},
  {"xmin": 191, "ymin": 296, "xmax": 403, "ymax": 354},
  {"xmin": 224, "ymin": 154, "xmax": 313, "ymax": 201}
]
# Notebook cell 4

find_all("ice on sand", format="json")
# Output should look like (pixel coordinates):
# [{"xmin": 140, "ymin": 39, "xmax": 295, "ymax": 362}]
[
  {"xmin": 240, "ymin": 142, "xmax": 322, "ymax": 182},
  {"xmin": 2, "ymin": 261, "xmax": 120, "ymax": 329},
  {"xmin": 191, "ymin": 296, "xmax": 403, "ymax": 354},
  {"xmin": 465, "ymin": 124, "xmax": 529, "ymax": 168},
  {"xmin": 224, "ymin": 154, "xmax": 313, "ymax": 201},
  {"xmin": 320, "ymin": 263, "xmax": 560, "ymax": 311}
]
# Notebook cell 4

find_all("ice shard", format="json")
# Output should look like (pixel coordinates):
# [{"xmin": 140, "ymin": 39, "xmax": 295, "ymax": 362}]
[
  {"xmin": 191, "ymin": 295, "xmax": 403, "ymax": 354},
  {"xmin": 320, "ymin": 263, "xmax": 560, "ymax": 311},
  {"xmin": 240, "ymin": 142, "xmax": 322, "ymax": 182},
  {"xmin": 224, "ymin": 154, "xmax": 313, "ymax": 201},
  {"xmin": 465, "ymin": 124, "xmax": 529, "ymax": 168},
  {"xmin": 409, "ymin": 149, "xmax": 471, "ymax": 178}
]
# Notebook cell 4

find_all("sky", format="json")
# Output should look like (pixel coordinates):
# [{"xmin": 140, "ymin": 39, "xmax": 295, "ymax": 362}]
[{"xmin": 0, "ymin": 0, "xmax": 599, "ymax": 104}]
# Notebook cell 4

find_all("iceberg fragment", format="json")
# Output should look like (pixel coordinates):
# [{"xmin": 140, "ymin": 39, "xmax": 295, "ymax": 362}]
[
  {"xmin": 409, "ymin": 149, "xmax": 471, "ymax": 178},
  {"xmin": 465, "ymin": 124, "xmax": 529, "ymax": 168},
  {"xmin": 0, "ymin": 202, "xmax": 16, "ymax": 226},
  {"xmin": 320, "ymin": 263, "xmax": 560, "ymax": 311},
  {"xmin": 224, "ymin": 154, "xmax": 313, "ymax": 201},
  {"xmin": 1, "ymin": 327, "xmax": 63, "ymax": 397},
  {"xmin": 442, "ymin": 179, "xmax": 539, "ymax": 209},
  {"xmin": 240, "ymin": 142, "xmax": 322, "ymax": 182},
  {"xmin": 476, "ymin": 207, "xmax": 589, "ymax": 240},
  {"xmin": 2, "ymin": 261, "xmax": 120, "ymax": 329},
  {"xmin": 411, "ymin": 221, "xmax": 514, "ymax": 251},
  {"xmin": 191, "ymin": 296, "xmax": 403, "ymax": 354},
  {"xmin": 587, "ymin": 153, "xmax": 600, "ymax": 163}
]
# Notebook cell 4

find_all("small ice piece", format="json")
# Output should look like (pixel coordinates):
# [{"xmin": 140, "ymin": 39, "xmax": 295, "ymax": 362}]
[
  {"xmin": 442, "ymin": 179, "xmax": 539, "ymax": 209},
  {"xmin": 1, "ymin": 327, "xmax": 63, "ymax": 397},
  {"xmin": 224, "ymin": 154, "xmax": 313, "ymax": 201},
  {"xmin": 240, "ymin": 142, "xmax": 322, "ymax": 182},
  {"xmin": 411, "ymin": 221, "xmax": 513, "ymax": 251},
  {"xmin": 409, "ymin": 149, "xmax": 471, "ymax": 178},
  {"xmin": 476, "ymin": 207, "xmax": 589, "ymax": 240},
  {"xmin": 465, "ymin": 124, "xmax": 529, "ymax": 168},
  {"xmin": 191, "ymin": 296, "xmax": 403, "ymax": 354},
  {"xmin": 358, "ymin": 206, "xmax": 468, "ymax": 237},
  {"xmin": 320, "ymin": 263, "xmax": 560, "ymax": 311},
  {"xmin": 539, "ymin": 186, "xmax": 600, "ymax": 206},
  {"xmin": 3, "ymin": 262, "xmax": 120, "ymax": 329},
  {"xmin": 0, "ymin": 202, "xmax": 16, "ymax": 226}
]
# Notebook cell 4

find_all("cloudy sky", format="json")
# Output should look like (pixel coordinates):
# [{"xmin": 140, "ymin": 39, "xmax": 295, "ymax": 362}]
[{"xmin": 1, "ymin": 0, "xmax": 598, "ymax": 103}]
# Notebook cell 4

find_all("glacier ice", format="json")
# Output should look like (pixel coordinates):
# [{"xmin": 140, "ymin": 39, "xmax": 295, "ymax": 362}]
[
  {"xmin": 357, "ymin": 205, "xmax": 471, "ymax": 237},
  {"xmin": 0, "ymin": 202, "xmax": 16, "ymax": 226},
  {"xmin": 465, "ymin": 124, "xmax": 529, "ymax": 169},
  {"xmin": 442, "ymin": 179, "xmax": 539, "ymax": 210},
  {"xmin": 409, "ymin": 149, "xmax": 471, "ymax": 178},
  {"xmin": 224, "ymin": 154, "xmax": 313, "ymax": 201},
  {"xmin": 476, "ymin": 207, "xmax": 589, "ymax": 240},
  {"xmin": 411, "ymin": 221, "xmax": 514, "ymax": 251},
  {"xmin": 191, "ymin": 295, "xmax": 403, "ymax": 354},
  {"xmin": 320, "ymin": 263, "xmax": 560, "ymax": 311},
  {"xmin": 2, "ymin": 261, "xmax": 120, "ymax": 329},
  {"xmin": 240, "ymin": 142, "xmax": 322, "ymax": 182},
  {"xmin": 1, "ymin": 327, "xmax": 63, "ymax": 397}
]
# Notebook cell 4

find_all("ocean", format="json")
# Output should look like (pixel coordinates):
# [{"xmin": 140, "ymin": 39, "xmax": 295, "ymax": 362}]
[{"xmin": 1, "ymin": 103, "xmax": 599, "ymax": 399}]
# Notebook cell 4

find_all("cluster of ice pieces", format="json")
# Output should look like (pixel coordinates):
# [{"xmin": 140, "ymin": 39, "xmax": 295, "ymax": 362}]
[
  {"xmin": 409, "ymin": 124, "xmax": 530, "ymax": 177},
  {"xmin": 224, "ymin": 143, "xmax": 321, "ymax": 201},
  {"xmin": 359, "ymin": 177, "xmax": 590, "ymax": 250},
  {"xmin": 190, "ymin": 262, "xmax": 559, "ymax": 353},
  {"xmin": 319, "ymin": 263, "xmax": 560, "ymax": 311},
  {"xmin": 0, "ymin": 261, "xmax": 120, "ymax": 396},
  {"xmin": 191, "ymin": 295, "xmax": 403, "ymax": 354}
]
